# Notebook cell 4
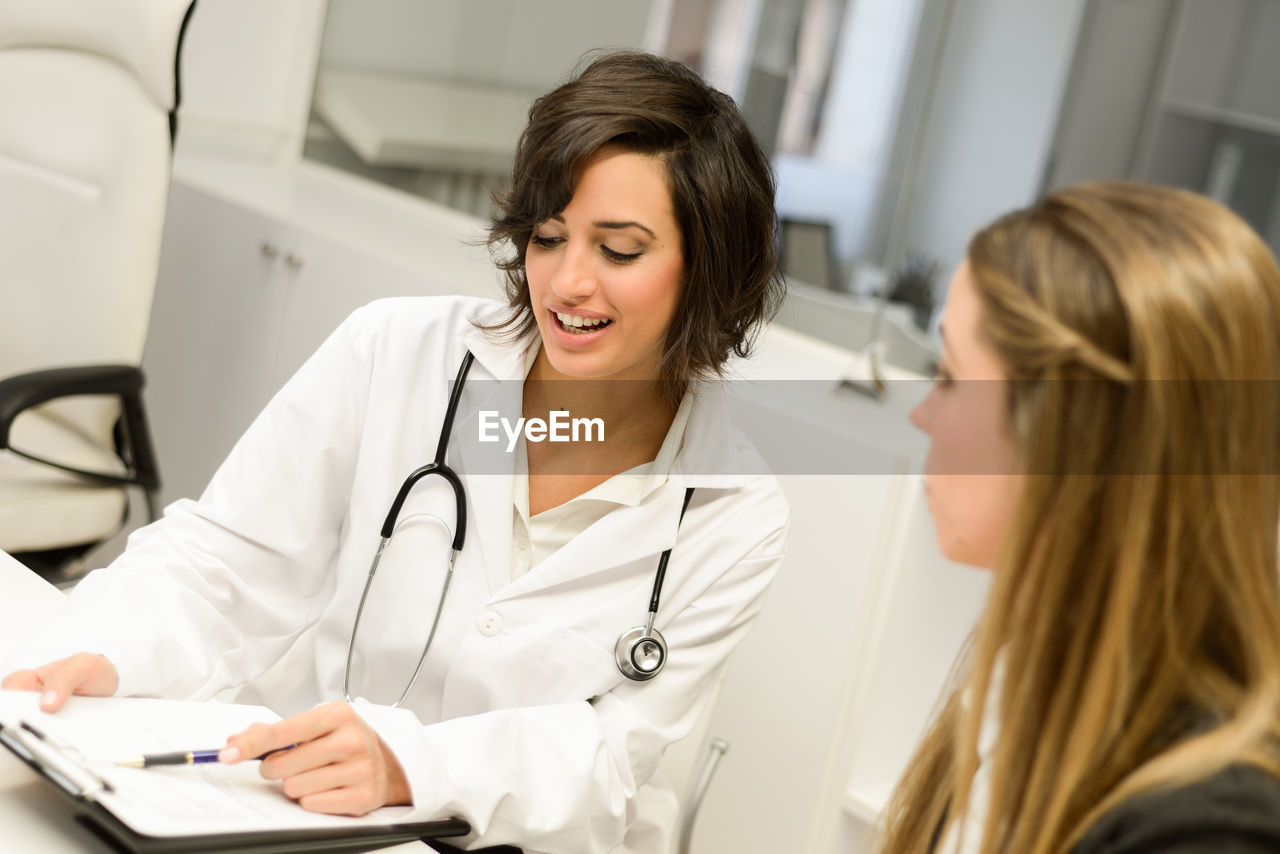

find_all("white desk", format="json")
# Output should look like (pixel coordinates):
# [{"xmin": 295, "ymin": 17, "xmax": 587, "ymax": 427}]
[
  {"xmin": 0, "ymin": 551, "xmax": 117, "ymax": 852},
  {"xmin": 0, "ymin": 552, "xmax": 431, "ymax": 852}
]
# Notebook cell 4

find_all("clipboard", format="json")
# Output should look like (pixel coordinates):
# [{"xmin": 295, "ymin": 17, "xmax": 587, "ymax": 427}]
[{"xmin": 0, "ymin": 692, "xmax": 469, "ymax": 853}]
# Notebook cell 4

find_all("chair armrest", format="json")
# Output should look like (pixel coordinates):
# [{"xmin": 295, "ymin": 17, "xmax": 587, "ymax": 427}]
[
  {"xmin": 678, "ymin": 737, "xmax": 730, "ymax": 854},
  {"xmin": 0, "ymin": 365, "xmax": 159, "ymax": 492},
  {"xmin": 0, "ymin": 365, "xmax": 143, "ymax": 447}
]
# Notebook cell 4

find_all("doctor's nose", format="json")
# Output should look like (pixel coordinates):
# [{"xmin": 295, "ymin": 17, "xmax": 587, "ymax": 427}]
[{"xmin": 549, "ymin": 243, "xmax": 599, "ymax": 301}]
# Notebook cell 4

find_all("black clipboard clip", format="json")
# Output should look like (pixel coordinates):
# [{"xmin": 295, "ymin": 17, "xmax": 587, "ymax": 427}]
[{"xmin": 0, "ymin": 719, "xmax": 114, "ymax": 801}]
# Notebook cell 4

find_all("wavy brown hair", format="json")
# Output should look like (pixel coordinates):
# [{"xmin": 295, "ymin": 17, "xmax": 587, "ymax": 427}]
[
  {"xmin": 484, "ymin": 50, "xmax": 784, "ymax": 406},
  {"xmin": 880, "ymin": 182, "xmax": 1280, "ymax": 854}
]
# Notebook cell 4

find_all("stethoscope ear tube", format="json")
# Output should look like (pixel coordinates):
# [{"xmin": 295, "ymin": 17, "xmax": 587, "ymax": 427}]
[
  {"xmin": 349, "ymin": 350, "xmax": 476, "ymax": 705},
  {"xmin": 379, "ymin": 463, "xmax": 466, "ymax": 550},
  {"xmin": 377, "ymin": 350, "xmax": 474, "ymax": 545}
]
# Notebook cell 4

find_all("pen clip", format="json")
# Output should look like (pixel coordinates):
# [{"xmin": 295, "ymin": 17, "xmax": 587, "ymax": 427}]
[{"xmin": 0, "ymin": 720, "xmax": 113, "ymax": 801}]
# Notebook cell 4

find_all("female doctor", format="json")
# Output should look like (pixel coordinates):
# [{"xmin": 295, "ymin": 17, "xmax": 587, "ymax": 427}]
[{"xmin": 2, "ymin": 51, "xmax": 790, "ymax": 853}]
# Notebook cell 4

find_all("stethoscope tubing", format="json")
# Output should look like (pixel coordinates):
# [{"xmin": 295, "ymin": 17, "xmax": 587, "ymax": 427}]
[
  {"xmin": 344, "ymin": 352, "xmax": 474, "ymax": 705},
  {"xmin": 344, "ymin": 348, "xmax": 692, "ymax": 705},
  {"xmin": 646, "ymin": 487, "xmax": 694, "ymax": 615}
]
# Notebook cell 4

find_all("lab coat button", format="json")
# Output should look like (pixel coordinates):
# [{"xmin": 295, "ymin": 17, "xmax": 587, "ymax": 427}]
[{"xmin": 477, "ymin": 610, "xmax": 502, "ymax": 637}]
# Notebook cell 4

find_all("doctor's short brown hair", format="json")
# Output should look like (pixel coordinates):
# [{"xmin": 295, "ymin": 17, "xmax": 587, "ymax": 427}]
[{"xmin": 485, "ymin": 50, "xmax": 784, "ymax": 404}]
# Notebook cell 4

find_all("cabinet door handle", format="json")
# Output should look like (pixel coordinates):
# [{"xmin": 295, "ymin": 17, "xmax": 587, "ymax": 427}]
[
  {"xmin": 260, "ymin": 241, "xmax": 280, "ymax": 259},
  {"xmin": 284, "ymin": 252, "xmax": 305, "ymax": 269}
]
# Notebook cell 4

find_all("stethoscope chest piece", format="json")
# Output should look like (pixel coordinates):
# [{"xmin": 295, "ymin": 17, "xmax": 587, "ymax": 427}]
[{"xmin": 615, "ymin": 625, "xmax": 667, "ymax": 681}]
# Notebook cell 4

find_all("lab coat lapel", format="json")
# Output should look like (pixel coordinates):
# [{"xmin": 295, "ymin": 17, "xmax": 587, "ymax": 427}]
[
  {"xmin": 490, "ymin": 384, "xmax": 754, "ymax": 601},
  {"xmin": 491, "ymin": 481, "xmax": 689, "ymax": 603},
  {"xmin": 451, "ymin": 321, "xmax": 528, "ymax": 596},
  {"xmin": 449, "ymin": 349, "xmax": 762, "ymax": 601}
]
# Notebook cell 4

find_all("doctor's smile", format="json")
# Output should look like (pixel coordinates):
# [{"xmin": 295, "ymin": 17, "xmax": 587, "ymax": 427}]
[
  {"xmin": 544, "ymin": 305, "xmax": 613, "ymax": 348},
  {"xmin": 551, "ymin": 307, "xmax": 612, "ymax": 333}
]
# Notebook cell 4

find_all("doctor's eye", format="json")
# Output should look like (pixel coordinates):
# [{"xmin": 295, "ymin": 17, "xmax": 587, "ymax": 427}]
[
  {"xmin": 529, "ymin": 234, "xmax": 564, "ymax": 250},
  {"xmin": 932, "ymin": 365, "xmax": 954, "ymax": 390},
  {"xmin": 601, "ymin": 245, "xmax": 642, "ymax": 264}
]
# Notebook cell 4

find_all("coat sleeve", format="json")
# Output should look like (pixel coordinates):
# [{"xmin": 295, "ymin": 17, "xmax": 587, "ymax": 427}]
[
  {"xmin": 2, "ymin": 307, "xmax": 376, "ymax": 699},
  {"xmin": 355, "ymin": 493, "xmax": 790, "ymax": 854}
]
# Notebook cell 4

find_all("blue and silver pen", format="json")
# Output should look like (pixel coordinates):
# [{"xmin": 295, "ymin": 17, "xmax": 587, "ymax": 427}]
[
  {"xmin": 115, "ymin": 745, "xmax": 295, "ymax": 768},
  {"xmin": 115, "ymin": 748, "xmax": 223, "ymax": 768}
]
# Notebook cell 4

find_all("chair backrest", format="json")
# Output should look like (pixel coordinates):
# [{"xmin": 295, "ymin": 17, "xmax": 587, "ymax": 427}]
[{"xmin": 0, "ymin": 0, "xmax": 193, "ymax": 445}]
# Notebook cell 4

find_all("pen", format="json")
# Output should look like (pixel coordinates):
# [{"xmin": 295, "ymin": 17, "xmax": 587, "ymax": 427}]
[{"xmin": 115, "ymin": 745, "xmax": 296, "ymax": 768}]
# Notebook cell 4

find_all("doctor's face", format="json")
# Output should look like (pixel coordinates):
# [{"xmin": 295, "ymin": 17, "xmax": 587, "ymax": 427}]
[
  {"xmin": 910, "ymin": 263, "xmax": 1021, "ymax": 570},
  {"xmin": 524, "ymin": 146, "xmax": 684, "ymax": 383}
]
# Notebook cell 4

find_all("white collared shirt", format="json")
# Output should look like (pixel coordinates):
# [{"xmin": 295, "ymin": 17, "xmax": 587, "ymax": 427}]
[
  {"xmin": 939, "ymin": 658, "xmax": 1005, "ymax": 853},
  {"xmin": 510, "ymin": 342, "xmax": 693, "ymax": 580}
]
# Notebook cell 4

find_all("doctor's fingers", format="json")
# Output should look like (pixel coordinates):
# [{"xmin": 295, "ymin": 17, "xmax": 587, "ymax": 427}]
[
  {"xmin": 224, "ymin": 702, "xmax": 368, "ymax": 764},
  {"xmin": 0, "ymin": 669, "xmax": 41, "ymax": 692},
  {"xmin": 1, "ymin": 654, "xmax": 118, "ymax": 711},
  {"xmin": 277, "ymin": 758, "xmax": 390, "ymax": 816},
  {"xmin": 258, "ymin": 716, "xmax": 410, "ymax": 814},
  {"xmin": 257, "ymin": 719, "xmax": 380, "ymax": 782}
]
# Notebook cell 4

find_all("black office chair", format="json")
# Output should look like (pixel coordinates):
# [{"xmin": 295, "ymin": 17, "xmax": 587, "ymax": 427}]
[{"xmin": 0, "ymin": 0, "xmax": 196, "ymax": 583}]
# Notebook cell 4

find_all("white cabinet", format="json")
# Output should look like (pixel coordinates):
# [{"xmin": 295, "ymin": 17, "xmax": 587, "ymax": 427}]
[
  {"xmin": 142, "ymin": 155, "xmax": 503, "ymax": 505},
  {"xmin": 690, "ymin": 465, "xmax": 988, "ymax": 854},
  {"xmin": 144, "ymin": 183, "xmax": 291, "ymax": 508},
  {"xmin": 684, "ymin": 328, "xmax": 989, "ymax": 854}
]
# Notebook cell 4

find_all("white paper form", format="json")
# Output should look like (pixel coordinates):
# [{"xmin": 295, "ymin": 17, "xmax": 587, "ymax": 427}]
[{"xmin": 0, "ymin": 691, "xmax": 413, "ymax": 838}]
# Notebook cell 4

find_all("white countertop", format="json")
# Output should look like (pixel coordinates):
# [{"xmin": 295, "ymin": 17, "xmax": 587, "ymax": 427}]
[{"xmin": 312, "ymin": 68, "xmax": 537, "ymax": 173}]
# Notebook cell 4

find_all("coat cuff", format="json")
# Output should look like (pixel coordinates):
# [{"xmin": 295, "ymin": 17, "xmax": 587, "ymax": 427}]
[{"xmin": 352, "ymin": 701, "xmax": 464, "ymax": 826}]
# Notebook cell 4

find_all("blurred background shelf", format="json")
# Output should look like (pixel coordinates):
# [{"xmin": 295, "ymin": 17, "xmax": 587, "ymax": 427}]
[
  {"xmin": 1160, "ymin": 98, "xmax": 1280, "ymax": 137},
  {"xmin": 1046, "ymin": 0, "xmax": 1280, "ymax": 258}
]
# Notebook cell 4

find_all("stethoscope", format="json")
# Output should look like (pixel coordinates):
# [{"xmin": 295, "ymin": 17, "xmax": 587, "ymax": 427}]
[{"xmin": 344, "ymin": 350, "xmax": 694, "ymax": 707}]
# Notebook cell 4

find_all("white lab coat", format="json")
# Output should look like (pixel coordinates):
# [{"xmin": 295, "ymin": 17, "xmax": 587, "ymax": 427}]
[{"xmin": 7, "ymin": 296, "xmax": 790, "ymax": 853}]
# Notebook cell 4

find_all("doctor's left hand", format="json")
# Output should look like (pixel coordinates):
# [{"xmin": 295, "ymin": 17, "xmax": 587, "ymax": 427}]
[{"xmin": 219, "ymin": 701, "xmax": 411, "ymax": 816}]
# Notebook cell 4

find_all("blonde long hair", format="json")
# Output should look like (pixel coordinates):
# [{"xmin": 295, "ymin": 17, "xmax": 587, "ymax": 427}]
[{"xmin": 879, "ymin": 182, "xmax": 1280, "ymax": 854}]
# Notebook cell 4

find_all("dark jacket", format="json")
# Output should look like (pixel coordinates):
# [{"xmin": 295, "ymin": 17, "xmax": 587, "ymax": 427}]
[{"xmin": 1071, "ymin": 764, "xmax": 1280, "ymax": 853}]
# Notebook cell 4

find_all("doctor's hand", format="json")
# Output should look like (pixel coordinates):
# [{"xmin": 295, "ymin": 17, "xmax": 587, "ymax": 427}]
[
  {"xmin": 220, "ymin": 701, "xmax": 411, "ymax": 816},
  {"xmin": 1, "ymin": 653, "xmax": 119, "ymax": 711}
]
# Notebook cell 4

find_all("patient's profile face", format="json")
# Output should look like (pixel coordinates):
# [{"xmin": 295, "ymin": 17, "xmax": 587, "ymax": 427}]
[{"xmin": 909, "ymin": 263, "xmax": 1020, "ymax": 569}]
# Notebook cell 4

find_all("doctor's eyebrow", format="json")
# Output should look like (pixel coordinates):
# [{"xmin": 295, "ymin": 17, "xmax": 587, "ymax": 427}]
[{"xmin": 549, "ymin": 214, "xmax": 657, "ymax": 238}]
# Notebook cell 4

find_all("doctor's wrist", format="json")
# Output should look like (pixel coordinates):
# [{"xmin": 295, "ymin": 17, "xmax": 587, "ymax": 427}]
[{"xmin": 380, "ymin": 734, "xmax": 412, "ymax": 806}]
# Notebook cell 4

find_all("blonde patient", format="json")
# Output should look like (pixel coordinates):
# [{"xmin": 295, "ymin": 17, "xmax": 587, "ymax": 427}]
[{"xmin": 890, "ymin": 182, "xmax": 1280, "ymax": 853}]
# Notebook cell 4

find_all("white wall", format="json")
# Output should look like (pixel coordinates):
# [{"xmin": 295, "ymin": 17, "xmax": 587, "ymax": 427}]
[{"xmin": 896, "ymin": 0, "xmax": 1088, "ymax": 278}]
